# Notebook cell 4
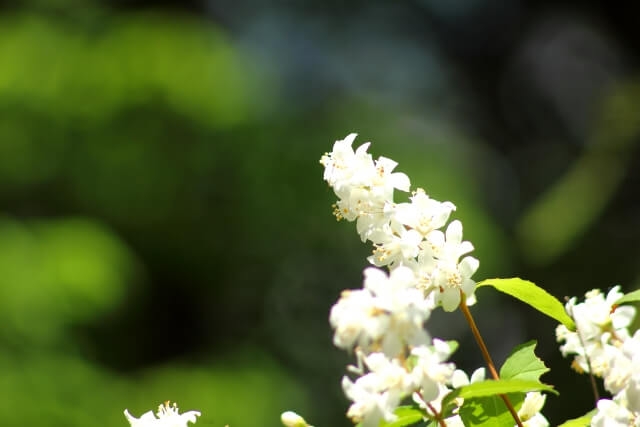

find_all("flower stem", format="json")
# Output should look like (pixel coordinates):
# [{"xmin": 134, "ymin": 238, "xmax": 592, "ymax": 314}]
[
  {"xmin": 459, "ymin": 291, "xmax": 524, "ymax": 427},
  {"xmin": 426, "ymin": 401, "xmax": 447, "ymax": 427},
  {"xmin": 566, "ymin": 303, "xmax": 600, "ymax": 404}
]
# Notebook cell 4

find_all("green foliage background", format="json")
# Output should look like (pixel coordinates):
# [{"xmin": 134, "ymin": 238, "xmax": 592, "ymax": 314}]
[{"xmin": 1, "ymin": 1, "xmax": 640, "ymax": 426}]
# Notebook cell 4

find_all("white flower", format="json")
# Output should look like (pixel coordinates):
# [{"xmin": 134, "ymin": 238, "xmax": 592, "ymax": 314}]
[
  {"xmin": 588, "ymin": 334, "xmax": 625, "ymax": 378},
  {"xmin": 574, "ymin": 288, "xmax": 635, "ymax": 342},
  {"xmin": 442, "ymin": 414, "xmax": 466, "ymax": 427},
  {"xmin": 451, "ymin": 367, "xmax": 486, "ymax": 388},
  {"xmin": 329, "ymin": 267, "xmax": 432, "ymax": 356},
  {"xmin": 605, "ymin": 331, "xmax": 640, "ymax": 404},
  {"xmin": 622, "ymin": 373, "xmax": 640, "ymax": 417},
  {"xmin": 557, "ymin": 287, "xmax": 636, "ymax": 380},
  {"xmin": 410, "ymin": 247, "xmax": 437, "ymax": 294},
  {"xmin": 342, "ymin": 375, "xmax": 395, "ymax": 427},
  {"xmin": 422, "ymin": 221, "xmax": 474, "ymax": 262},
  {"xmin": 354, "ymin": 199, "xmax": 396, "ymax": 244},
  {"xmin": 557, "ymin": 291, "xmax": 640, "ymax": 425},
  {"xmin": 320, "ymin": 133, "xmax": 374, "ymax": 193},
  {"xmin": 320, "ymin": 134, "xmax": 411, "ymax": 243},
  {"xmin": 410, "ymin": 340, "xmax": 456, "ymax": 402},
  {"xmin": 419, "ymin": 221, "xmax": 478, "ymax": 311},
  {"xmin": 439, "ymin": 366, "xmax": 486, "ymax": 420},
  {"xmin": 412, "ymin": 382, "xmax": 452, "ymax": 419},
  {"xmin": 603, "ymin": 341, "xmax": 633, "ymax": 395},
  {"xmin": 365, "ymin": 353, "xmax": 415, "ymax": 394},
  {"xmin": 329, "ymin": 288, "xmax": 380, "ymax": 351},
  {"xmin": 431, "ymin": 256, "xmax": 479, "ymax": 311},
  {"xmin": 591, "ymin": 399, "xmax": 639, "ymax": 427},
  {"xmin": 367, "ymin": 224, "xmax": 422, "ymax": 268},
  {"xmin": 555, "ymin": 323, "xmax": 581, "ymax": 359},
  {"xmin": 370, "ymin": 156, "xmax": 411, "ymax": 197},
  {"xmin": 394, "ymin": 188, "xmax": 456, "ymax": 236},
  {"xmin": 342, "ymin": 353, "xmax": 414, "ymax": 427},
  {"xmin": 412, "ymin": 367, "xmax": 484, "ymax": 426},
  {"xmin": 281, "ymin": 411, "xmax": 313, "ymax": 427},
  {"xmin": 517, "ymin": 392, "xmax": 549, "ymax": 427},
  {"xmin": 321, "ymin": 134, "xmax": 484, "ymax": 426},
  {"xmin": 124, "ymin": 402, "xmax": 200, "ymax": 427}
]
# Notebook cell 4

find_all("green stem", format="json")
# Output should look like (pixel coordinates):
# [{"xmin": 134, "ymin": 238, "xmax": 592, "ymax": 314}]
[
  {"xmin": 459, "ymin": 291, "xmax": 524, "ymax": 427},
  {"xmin": 566, "ymin": 303, "xmax": 600, "ymax": 404}
]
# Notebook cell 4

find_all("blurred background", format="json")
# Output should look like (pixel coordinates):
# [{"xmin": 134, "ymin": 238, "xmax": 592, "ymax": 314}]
[{"xmin": 1, "ymin": 0, "xmax": 640, "ymax": 425}]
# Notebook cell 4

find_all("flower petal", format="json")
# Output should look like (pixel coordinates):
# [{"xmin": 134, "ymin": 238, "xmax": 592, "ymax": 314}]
[
  {"xmin": 445, "ymin": 221, "xmax": 463, "ymax": 244},
  {"xmin": 441, "ymin": 288, "xmax": 461, "ymax": 312},
  {"xmin": 390, "ymin": 172, "xmax": 410, "ymax": 192},
  {"xmin": 459, "ymin": 256, "xmax": 479, "ymax": 278}
]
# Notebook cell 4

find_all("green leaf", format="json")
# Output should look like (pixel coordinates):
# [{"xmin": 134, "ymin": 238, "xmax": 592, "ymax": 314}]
[
  {"xmin": 458, "ymin": 343, "xmax": 555, "ymax": 427},
  {"xmin": 557, "ymin": 410, "xmax": 596, "ymax": 427},
  {"xmin": 378, "ymin": 406, "xmax": 424, "ymax": 427},
  {"xmin": 615, "ymin": 289, "xmax": 640, "ymax": 306},
  {"xmin": 440, "ymin": 389, "xmax": 462, "ymax": 419},
  {"xmin": 458, "ymin": 379, "xmax": 557, "ymax": 399},
  {"xmin": 476, "ymin": 278, "xmax": 576, "ymax": 331},
  {"xmin": 500, "ymin": 341, "xmax": 549, "ymax": 382},
  {"xmin": 406, "ymin": 355, "xmax": 419, "ymax": 372},
  {"xmin": 459, "ymin": 393, "xmax": 525, "ymax": 427}
]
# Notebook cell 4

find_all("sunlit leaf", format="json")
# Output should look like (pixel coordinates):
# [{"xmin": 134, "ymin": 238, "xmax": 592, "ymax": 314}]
[
  {"xmin": 458, "ymin": 379, "xmax": 556, "ymax": 399},
  {"xmin": 557, "ymin": 410, "xmax": 596, "ymax": 427},
  {"xmin": 459, "ymin": 393, "xmax": 525, "ymax": 427},
  {"xmin": 440, "ymin": 389, "xmax": 461, "ymax": 419},
  {"xmin": 614, "ymin": 289, "xmax": 640, "ymax": 306},
  {"xmin": 500, "ymin": 341, "xmax": 549, "ymax": 382},
  {"xmin": 378, "ymin": 406, "xmax": 424, "ymax": 427},
  {"xmin": 476, "ymin": 278, "xmax": 575, "ymax": 330}
]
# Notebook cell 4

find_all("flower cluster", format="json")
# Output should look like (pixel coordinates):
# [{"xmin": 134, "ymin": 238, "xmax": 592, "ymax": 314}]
[
  {"xmin": 339, "ymin": 339, "xmax": 460, "ymax": 426},
  {"xmin": 279, "ymin": 134, "xmax": 552, "ymax": 427},
  {"xmin": 312, "ymin": 134, "xmax": 548, "ymax": 427},
  {"xmin": 329, "ymin": 266, "xmax": 432, "ymax": 357},
  {"xmin": 124, "ymin": 401, "xmax": 201, "ymax": 427},
  {"xmin": 318, "ymin": 134, "xmax": 487, "ymax": 425},
  {"xmin": 319, "ymin": 133, "xmax": 478, "ymax": 312},
  {"xmin": 556, "ymin": 287, "xmax": 640, "ymax": 426}
]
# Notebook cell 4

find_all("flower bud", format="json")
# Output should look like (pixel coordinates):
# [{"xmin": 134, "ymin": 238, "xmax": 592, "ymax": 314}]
[{"xmin": 280, "ymin": 411, "xmax": 311, "ymax": 427}]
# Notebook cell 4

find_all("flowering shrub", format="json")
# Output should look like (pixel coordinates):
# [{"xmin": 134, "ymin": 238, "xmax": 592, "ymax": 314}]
[
  {"xmin": 123, "ymin": 134, "xmax": 640, "ymax": 426},
  {"xmin": 279, "ymin": 134, "xmax": 640, "ymax": 427}
]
